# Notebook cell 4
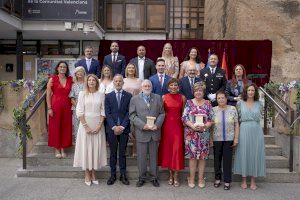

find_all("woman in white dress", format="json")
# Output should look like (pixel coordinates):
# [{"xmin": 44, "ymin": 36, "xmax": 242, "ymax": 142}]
[
  {"xmin": 73, "ymin": 74, "xmax": 107, "ymax": 186},
  {"xmin": 99, "ymin": 65, "xmax": 114, "ymax": 94}
]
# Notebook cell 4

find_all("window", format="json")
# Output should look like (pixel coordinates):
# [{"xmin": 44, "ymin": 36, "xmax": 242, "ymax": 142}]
[
  {"xmin": 169, "ymin": 0, "xmax": 205, "ymax": 39},
  {"xmin": 104, "ymin": 0, "xmax": 167, "ymax": 32},
  {"xmin": 126, "ymin": 4, "xmax": 144, "ymax": 31},
  {"xmin": 106, "ymin": 4, "xmax": 123, "ymax": 31},
  {"xmin": 147, "ymin": 5, "xmax": 166, "ymax": 30}
]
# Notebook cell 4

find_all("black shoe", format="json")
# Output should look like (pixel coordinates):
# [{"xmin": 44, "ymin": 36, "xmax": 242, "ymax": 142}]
[
  {"xmin": 224, "ymin": 183, "xmax": 231, "ymax": 190},
  {"xmin": 136, "ymin": 179, "xmax": 145, "ymax": 187},
  {"xmin": 107, "ymin": 175, "xmax": 117, "ymax": 185},
  {"xmin": 120, "ymin": 174, "xmax": 130, "ymax": 185},
  {"xmin": 214, "ymin": 180, "xmax": 221, "ymax": 188},
  {"xmin": 151, "ymin": 179, "xmax": 160, "ymax": 187}
]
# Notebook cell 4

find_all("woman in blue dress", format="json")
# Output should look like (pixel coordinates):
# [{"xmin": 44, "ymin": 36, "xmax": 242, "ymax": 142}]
[{"xmin": 233, "ymin": 83, "xmax": 266, "ymax": 190}]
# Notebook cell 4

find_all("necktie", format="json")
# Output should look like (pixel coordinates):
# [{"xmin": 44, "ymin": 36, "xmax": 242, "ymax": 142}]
[
  {"xmin": 190, "ymin": 78, "xmax": 194, "ymax": 93},
  {"xmin": 211, "ymin": 68, "xmax": 215, "ymax": 74},
  {"xmin": 113, "ymin": 54, "xmax": 116, "ymax": 64},
  {"xmin": 159, "ymin": 74, "xmax": 163, "ymax": 87},
  {"xmin": 117, "ymin": 91, "xmax": 121, "ymax": 108}
]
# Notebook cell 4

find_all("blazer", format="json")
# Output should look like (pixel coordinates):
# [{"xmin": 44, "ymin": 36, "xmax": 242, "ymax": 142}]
[
  {"xmin": 225, "ymin": 79, "xmax": 252, "ymax": 106},
  {"xmin": 179, "ymin": 76, "xmax": 202, "ymax": 100},
  {"xmin": 200, "ymin": 67, "xmax": 227, "ymax": 97},
  {"xmin": 129, "ymin": 57, "xmax": 156, "ymax": 79},
  {"xmin": 129, "ymin": 93, "xmax": 165, "ymax": 142},
  {"xmin": 149, "ymin": 74, "xmax": 171, "ymax": 96},
  {"xmin": 103, "ymin": 53, "xmax": 126, "ymax": 77},
  {"xmin": 75, "ymin": 58, "xmax": 101, "ymax": 78},
  {"xmin": 105, "ymin": 90, "xmax": 132, "ymax": 136}
]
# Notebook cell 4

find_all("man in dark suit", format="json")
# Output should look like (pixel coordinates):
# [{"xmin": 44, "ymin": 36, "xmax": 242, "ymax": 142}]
[
  {"xmin": 200, "ymin": 54, "xmax": 227, "ymax": 106},
  {"xmin": 105, "ymin": 74, "xmax": 132, "ymax": 186},
  {"xmin": 103, "ymin": 41, "xmax": 126, "ymax": 77},
  {"xmin": 75, "ymin": 46, "xmax": 101, "ymax": 77},
  {"xmin": 180, "ymin": 65, "xmax": 202, "ymax": 100},
  {"xmin": 149, "ymin": 58, "xmax": 171, "ymax": 96},
  {"xmin": 129, "ymin": 45, "xmax": 156, "ymax": 80}
]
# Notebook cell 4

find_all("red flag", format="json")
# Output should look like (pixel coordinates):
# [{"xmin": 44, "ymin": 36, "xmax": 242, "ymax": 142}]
[{"xmin": 221, "ymin": 49, "xmax": 228, "ymax": 79}]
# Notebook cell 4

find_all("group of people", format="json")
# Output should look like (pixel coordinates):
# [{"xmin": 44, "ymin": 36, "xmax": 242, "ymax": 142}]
[{"xmin": 46, "ymin": 42, "xmax": 266, "ymax": 191}]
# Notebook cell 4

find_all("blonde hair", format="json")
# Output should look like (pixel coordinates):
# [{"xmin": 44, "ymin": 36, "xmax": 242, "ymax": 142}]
[
  {"xmin": 162, "ymin": 43, "xmax": 174, "ymax": 58},
  {"xmin": 125, "ymin": 63, "xmax": 137, "ymax": 78},
  {"xmin": 73, "ymin": 66, "xmax": 86, "ymax": 83},
  {"xmin": 100, "ymin": 65, "xmax": 113, "ymax": 81},
  {"xmin": 85, "ymin": 74, "xmax": 100, "ymax": 93},
  {"xmin": 193, "ymin": 81, "xmax": 206, "ymax": 93}
]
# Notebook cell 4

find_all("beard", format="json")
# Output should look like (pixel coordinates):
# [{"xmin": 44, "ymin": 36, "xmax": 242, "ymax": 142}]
[{"xmin": 142, "ymin": 89, "xmax": 151, "ymax": 96}]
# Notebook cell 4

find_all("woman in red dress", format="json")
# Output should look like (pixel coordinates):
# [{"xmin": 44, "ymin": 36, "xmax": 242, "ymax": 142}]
[
  {"xmin": 158, "ymin": 78, "xmax": 186, "ymax": 187},
  {"xmin": 46, "ymin": 61, "xmax": 73, "ymax": 158}
]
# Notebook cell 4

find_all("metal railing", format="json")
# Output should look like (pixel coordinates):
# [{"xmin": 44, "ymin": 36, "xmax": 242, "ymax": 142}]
[
  {"xmin": 21, "ymin": 89, "xmax": 47, "ymax": 169},
  {"xmin": 260, "ymin": 86, "xmax": 298, "ymax": 172}
]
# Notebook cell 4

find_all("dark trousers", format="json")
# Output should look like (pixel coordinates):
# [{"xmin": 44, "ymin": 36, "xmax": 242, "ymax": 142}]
[
  {"xmin": 107, "ymin": 133, "xmax": 129, "ymax": 176},
  {"xmin": 213, "ymin": 141, "xmax": 233, "ymax": 183}
]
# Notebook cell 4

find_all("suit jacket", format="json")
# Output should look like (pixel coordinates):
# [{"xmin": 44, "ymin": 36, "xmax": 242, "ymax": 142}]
[
  {"xmin": 103, "ymin": 53, "xmax": 126, "ymax": 77},
  {"xmin": 129, "ymin": 57, "xmax": 156, "ymax": 79},
  {"xmin": 149, "ymin": 74, "xmax": 171, "ymax": 96},
  {"xmin": 129, "ymin": 93, "xmax": 165, "ymax": 142},
  {"xmin": 200, "ymin": 67, "xmax": 227, "ymax": 97},
  {"xmin": 75, "ymin": 58, "xmax": 101, "ymax": 78},
  {"xmin": 105, "ymin": 90, "xmax": 132, "ymax": 137},
  {"xmin": 225, "ymin": 79, "xmax": 252, "ymax": 106},
  {"xmin": 179, "ymin": 76, "xmax": 202, "ymax": 100}
]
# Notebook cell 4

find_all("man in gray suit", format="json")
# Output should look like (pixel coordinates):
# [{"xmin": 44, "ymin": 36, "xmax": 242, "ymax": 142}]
[
  {"xmin": 129, "ymin": 79, "xmax": 165, "ymax": 187},
  {"xmin": 129, "ymin": 46, "xmax": 156, "ymax": 80}
]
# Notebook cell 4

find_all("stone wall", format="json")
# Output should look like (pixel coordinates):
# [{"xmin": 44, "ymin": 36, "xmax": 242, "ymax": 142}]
[
  {"xmin": 0, "ymin": 86, "xmax": 47, "ymax": 157},
  {"xmin": 204, "ymin": 0, "xmax": 300, "ymax": 82}
]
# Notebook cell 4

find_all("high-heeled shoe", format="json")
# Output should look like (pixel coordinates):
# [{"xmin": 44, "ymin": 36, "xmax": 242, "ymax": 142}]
[
  {"xmin": 85, "ymin": 181, "xmax": 92, "ymax": 186},
  {"xmin": 241, "ymin": 183, "xmax": 248, "ymax": 189},
  {"xmin": 92, "ymin": 180, "xmax": 99, "ymax": 185},
  {"xmin": 198, "ymin": 179, "xmax": 206, "ymax": 188},
  {"xmin": 173, "ymin": 172, "xmax": 180, "ymax": 187},
  {"xmin": 250, "ymin": 184, "xmax": 257, "ymax": 190},
  {"xmin": 187, "ymin": 177, "xmax": 195, "ymax": 188},
  {"xmin": 61, "ymin": 149, "xmax": 66, "ymax": 158},
  {"xmin": 168, "ymin": 170, "xmax": 173, "ymax": 185}
]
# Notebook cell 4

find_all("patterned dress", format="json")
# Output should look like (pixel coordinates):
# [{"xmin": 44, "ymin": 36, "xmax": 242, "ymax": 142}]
[
  {"xmin": 182, "ymin": 99, "xmax": 212, "ymax": 160},
  {"xmin": 69, "ymin": 82, "xmax": 84, "ymax": 141}
]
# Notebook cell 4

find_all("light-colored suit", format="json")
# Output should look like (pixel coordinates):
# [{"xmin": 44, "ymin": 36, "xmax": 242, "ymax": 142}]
[{"xmin": 129, "ymin": 93, "xmax": 165, "ymax": 180}]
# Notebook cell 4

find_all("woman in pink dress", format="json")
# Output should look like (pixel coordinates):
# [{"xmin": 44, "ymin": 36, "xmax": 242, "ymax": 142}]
[{"xmin": 123, "ymin": 63, "xmax": 142, "ymax": 156}]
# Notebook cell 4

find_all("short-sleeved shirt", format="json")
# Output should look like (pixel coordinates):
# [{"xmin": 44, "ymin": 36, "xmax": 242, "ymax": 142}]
[{"xmin": 211, "ymin": 105, "xmax": 238, "ymax": 141}]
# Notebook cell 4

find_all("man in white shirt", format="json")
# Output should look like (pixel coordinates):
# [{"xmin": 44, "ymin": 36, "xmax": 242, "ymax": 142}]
[{"xmin": 129, "ymin": 45, "xmax": 156, "ymax": 80}]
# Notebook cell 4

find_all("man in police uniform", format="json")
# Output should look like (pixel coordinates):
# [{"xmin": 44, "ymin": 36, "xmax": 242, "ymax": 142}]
[{"xmin": 199, "ymin": 54, "xmax": 227, "ymax": 107}]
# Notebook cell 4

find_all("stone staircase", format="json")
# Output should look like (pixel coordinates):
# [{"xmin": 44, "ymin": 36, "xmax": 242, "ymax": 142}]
[{"xmin": 17, "ymin": 134, "xmax": 300, "ymax": 182}]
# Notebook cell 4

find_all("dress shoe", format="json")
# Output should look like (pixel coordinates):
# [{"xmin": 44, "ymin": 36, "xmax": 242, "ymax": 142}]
[
  {"xmin": 92, "ymin": 180, "xmax": 99, "ymax": 185},
  {"xmin": 120, "ymin": 174, "xmax": 130, "ymax": 185},
  {"xmin": 151, "ymin": 179, "xmax": 160, "ymax": 187},
  {"xmin": 107, "ymin": 175, "xmax": 117, "ymax": 185},
  {"xmin": 85, "ymin": 181, "xmax": 92, "ymax": 186},
  {"xmin": 136, "ymin": 179, "xmax": 145, "ymax": 187}
]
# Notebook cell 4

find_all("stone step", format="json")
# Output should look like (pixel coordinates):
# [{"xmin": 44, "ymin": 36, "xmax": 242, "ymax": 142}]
[
  {"xmin": 27, "ymin": 153, "xmax": 289, "ymax": 169},
  {"xmin": 16, "ymin": 166, "xmax": 300, "ymax": 183},
  {"xmin": 31, "ymin": 142, "xmax": 281, "ymax": 156},
  {"xmin": 37, "ymin": 134, "xmax": 277, "ymax": 145},
  {"xmin": 264, "ymin": 135, "xmax": 276, "ymax": 145}
]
